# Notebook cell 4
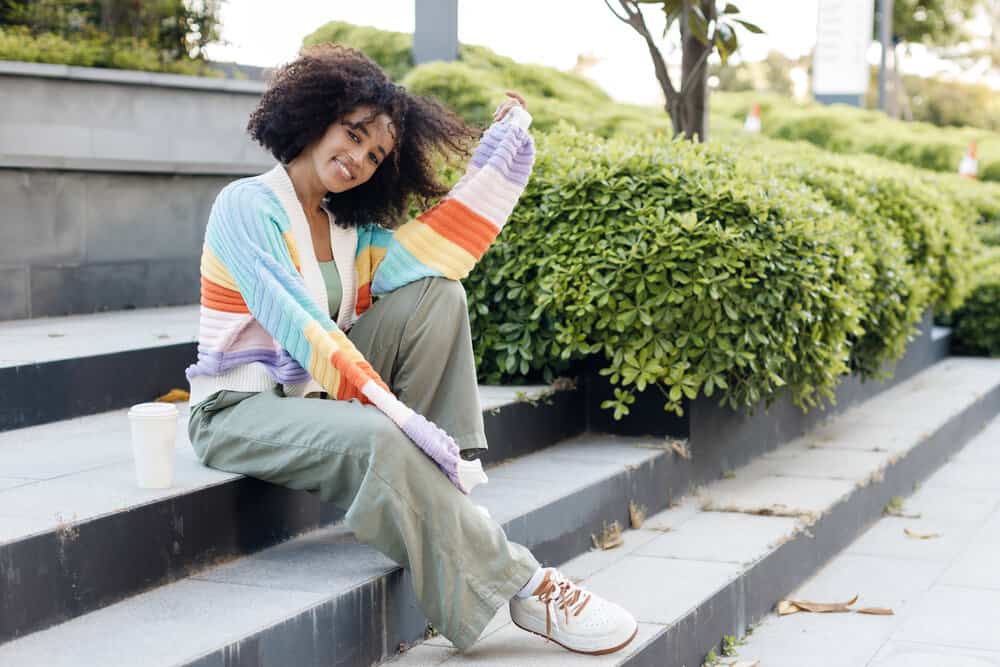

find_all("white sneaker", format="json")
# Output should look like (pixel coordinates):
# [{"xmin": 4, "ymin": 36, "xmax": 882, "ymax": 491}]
[{"xmin": 509, "ymin": 568, "xmax": 638, "ymax": 655}]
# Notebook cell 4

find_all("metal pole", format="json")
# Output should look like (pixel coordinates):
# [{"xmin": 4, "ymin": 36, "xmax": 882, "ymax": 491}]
[
  {"xmin": 878, "ymin": 0, "xmax": 893, "ymax": 111},
  {"xmin": 413, "ymin": 0, "xmax": 459, "ymax": 65}
]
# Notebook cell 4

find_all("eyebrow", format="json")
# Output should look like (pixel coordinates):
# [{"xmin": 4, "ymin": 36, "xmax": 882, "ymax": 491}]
[{"xmin": 348, "ymin": 121, "xmax": 388, "ymax": 158}]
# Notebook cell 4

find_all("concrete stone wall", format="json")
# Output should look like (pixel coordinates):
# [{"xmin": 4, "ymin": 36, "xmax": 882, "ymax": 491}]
[{"xmin": 0, "ymin": 61, "xmax": 275, "ymax": 320}]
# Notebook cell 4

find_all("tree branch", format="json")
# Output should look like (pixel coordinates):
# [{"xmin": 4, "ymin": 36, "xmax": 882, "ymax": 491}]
[
  {"xmin": 679, "ymin": 41, "xmax": 712, "ymax": 95},
  {"xmin": 603, "ymin": 0, "xmax": 631, "ymax": 24},
  {"xmin": 610, "ymin": 0, "xmax": 679, "ymax": 103}
]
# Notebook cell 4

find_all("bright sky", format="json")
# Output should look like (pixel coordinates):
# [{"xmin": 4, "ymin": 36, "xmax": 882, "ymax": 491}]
[{"xmin": 205, "ymin": 0, "xmax": 994, "ymax": 104}]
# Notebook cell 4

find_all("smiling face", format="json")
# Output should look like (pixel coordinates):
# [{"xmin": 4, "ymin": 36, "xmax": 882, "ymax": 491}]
[{"xmin": 310, "ymin": 106, "xmax": 396, "ymax": 194}]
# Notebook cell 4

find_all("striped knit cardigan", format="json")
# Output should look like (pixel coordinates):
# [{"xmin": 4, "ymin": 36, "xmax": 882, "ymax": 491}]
[{"xmin": 185, "ymin": 108, "xmax": 535, "ymax": 493}]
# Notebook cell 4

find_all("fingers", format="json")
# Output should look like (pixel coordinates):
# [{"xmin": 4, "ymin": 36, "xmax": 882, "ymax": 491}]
[
  {"xmin": 492, "ymin": 102, "xmax": 515, "ymax": 122},
  {"xmin": 505, "ymin": 90, "xmax": 527, "ymax": 109},
  {"xmin": 492, "ymin": 91, "xmax": 528, "ymax": 122}
]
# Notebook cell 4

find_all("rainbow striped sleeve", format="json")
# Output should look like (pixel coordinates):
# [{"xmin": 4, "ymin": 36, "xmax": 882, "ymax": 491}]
[
  {"xmin": 201, "ymin": 180, "xmax": 467, "ymax": 492},
  {"xmin": 369, "ymin": 119, "xmax": 535, "ymax": 296}
]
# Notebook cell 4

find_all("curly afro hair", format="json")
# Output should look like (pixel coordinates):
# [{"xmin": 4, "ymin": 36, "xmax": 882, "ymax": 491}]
[{"xmin": 247, "ymin": 44, "xmax": 480, "ymax": 228}]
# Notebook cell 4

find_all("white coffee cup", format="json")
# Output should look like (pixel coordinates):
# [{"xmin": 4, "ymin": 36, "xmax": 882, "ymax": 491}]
[{"xmin": 128, "ymin": 402, "xmax": 178, "ymax": 489}]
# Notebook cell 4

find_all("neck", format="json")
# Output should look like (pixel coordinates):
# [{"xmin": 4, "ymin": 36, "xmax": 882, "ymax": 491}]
[{"xmin": 285, "ymin": 155, "xmax": 327, "ymax": 220}]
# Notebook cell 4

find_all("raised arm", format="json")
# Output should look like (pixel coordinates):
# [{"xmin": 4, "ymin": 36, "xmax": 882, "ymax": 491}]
[{"xmin": 369, "ymin": 107, "xmax": 535, "ymax": 295}]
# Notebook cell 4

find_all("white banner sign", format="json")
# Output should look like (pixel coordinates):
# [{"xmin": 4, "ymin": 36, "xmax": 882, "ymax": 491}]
[{"xmin": 813, "ymin": 0, "xmax": 875, "ymax": 96}]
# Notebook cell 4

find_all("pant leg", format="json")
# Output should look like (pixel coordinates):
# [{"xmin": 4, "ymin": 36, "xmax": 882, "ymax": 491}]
[
  {"xmin": 347, "ymin": 276, "xmax": 488, "ymax": 455},
  {"xmin": 187, "ymin": 387, "xmax": 538, "ymax": 651}
]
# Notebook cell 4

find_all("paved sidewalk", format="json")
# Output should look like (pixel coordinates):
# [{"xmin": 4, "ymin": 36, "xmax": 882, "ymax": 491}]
[{"xmin": 731, "ymin": 413, "xmax": 1000, "ymax": 667}]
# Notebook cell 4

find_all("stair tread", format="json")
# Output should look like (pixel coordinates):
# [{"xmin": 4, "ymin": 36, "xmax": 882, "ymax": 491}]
[
  {"xmin": 385, "ymin": 358, "xmax": 1000, "ymax": 665},
  {"xmin": 0, "ymin": 433, "xmax": 667, "ymax": 666},
  {"xmin": 0, "ymin": 305, "xmax": 200, "ymax": 368},
  {"xmin": 0, "ymin": 383, "xmax": 557, "ymax": 546}
]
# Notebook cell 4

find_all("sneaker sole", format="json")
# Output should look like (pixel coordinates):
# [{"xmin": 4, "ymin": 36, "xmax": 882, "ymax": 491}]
[{"xmin": 510, "ymin": 618, "xmax": 639, "ymax": 656}]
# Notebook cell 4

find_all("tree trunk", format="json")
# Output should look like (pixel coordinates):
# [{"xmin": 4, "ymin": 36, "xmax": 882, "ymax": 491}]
[{"xmin": 679, "ymin": 0, "xmax": 712, "ymax": 141}]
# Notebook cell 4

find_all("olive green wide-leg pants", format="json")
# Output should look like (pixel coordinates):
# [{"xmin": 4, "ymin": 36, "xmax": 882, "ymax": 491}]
[{"xmin": 186, "ymin": 277, "xmax": 540, "ymax": 650}]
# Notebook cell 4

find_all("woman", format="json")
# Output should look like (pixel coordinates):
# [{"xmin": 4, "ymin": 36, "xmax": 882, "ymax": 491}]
[{"xmin": 185, "ymin": 44, "xmax": 637, "ymax": 656}]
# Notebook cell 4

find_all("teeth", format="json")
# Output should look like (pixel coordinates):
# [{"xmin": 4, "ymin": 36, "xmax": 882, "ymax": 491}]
[{"xmin": 335, "ymin": 159, "xmax": 352, "ymax": 179}]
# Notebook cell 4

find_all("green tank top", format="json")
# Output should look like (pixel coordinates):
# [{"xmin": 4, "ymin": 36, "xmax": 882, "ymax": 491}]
[{"xmin": 318, "ymin": 259, "xmax": 343, "ymax": 321}]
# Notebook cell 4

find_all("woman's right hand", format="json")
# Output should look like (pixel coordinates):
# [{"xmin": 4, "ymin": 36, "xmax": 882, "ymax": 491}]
[{"xmin": 493, "ymin": 90, "xmax": 528, "ymax": 123}]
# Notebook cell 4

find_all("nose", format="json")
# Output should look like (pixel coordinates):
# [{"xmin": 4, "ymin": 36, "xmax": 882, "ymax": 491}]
[{"xmin": 347, "ymin": 145, "xmax": 367, "ymax": 168}]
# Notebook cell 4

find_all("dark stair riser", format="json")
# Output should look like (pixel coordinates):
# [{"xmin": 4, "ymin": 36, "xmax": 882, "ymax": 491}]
[
  {"xmin": 0, "ymin": 389, "xmax": 583, "ymax": 644},
  {"xmin": 0, "ymin": 343, "xmax": 196, "ymax": 432}
]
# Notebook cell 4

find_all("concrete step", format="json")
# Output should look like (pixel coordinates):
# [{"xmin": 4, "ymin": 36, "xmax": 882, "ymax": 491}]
[
  {"xmin": 385, "ymin": 357, "xmax": 1000, "ymax": 667},
  {"xmin": 0, "ymin": 305, "xmax": 199, "ymax": 430},
  {"xmin": 0, "ymin": 384, "xmax": 583, "ymax": 644},
  {"xmin": 727, "ymin": 414, "xmax": 1000, "ymax": 666},
  {"xmin": 0, "ymin": 432, "xmax": 679, "ymax": 666}
]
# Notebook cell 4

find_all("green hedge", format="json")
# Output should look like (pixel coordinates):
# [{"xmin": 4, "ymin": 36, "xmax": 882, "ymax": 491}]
[
  {"xmin": 310, "ymin": 22, "xmax": 991, "ymax": 414},
  {"xmin": 713, "ymin": 92, "xmax": 1000, "ymax": 182},
  {"xmin": 763, "ymin": 142, "xmax": 984, "ymax": 377},
  {"xmin": 949, "ymin": 247, "xmax": 1000, "ymax": 356},
  {"xmin": 464, "ymin": 126, "xmax": 980, "ymax": 416},
  {"xmin": 0, "ymin": 27, "xmax": 220, "ymax": 76}
]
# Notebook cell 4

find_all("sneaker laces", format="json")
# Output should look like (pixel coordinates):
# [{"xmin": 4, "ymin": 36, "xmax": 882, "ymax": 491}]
[{"xmin": 532, "ymin": 569, "xmax": 593, "ymax": 641}]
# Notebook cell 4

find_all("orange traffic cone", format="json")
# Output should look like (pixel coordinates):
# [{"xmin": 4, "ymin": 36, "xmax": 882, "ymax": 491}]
[
  {"xmin": 744, "ymin": 103, "xmax": 762, "ymax": 133},
  {"xmin": 959, "ymin": 141, "xmax": 978, "ymax": 179}
]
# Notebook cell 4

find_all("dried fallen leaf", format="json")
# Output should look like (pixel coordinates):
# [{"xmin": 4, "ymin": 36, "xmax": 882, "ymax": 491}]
[
  {"xmin": 779, "ymin": 594, "xmax": 859, "ymax": 614},
  {"xmin": 857, "ymin": 607, "xmax": 894, "ymax": 615},
  {"xmin": 723, "ymin": 661, "xmax": 760, "ymax": 667},
  {"xmin": 904, "ymin": 527, "xmax": 941, "ymax": 540},
  {"xmin": 591, "ymin": 520, "xmax": 624, "ymax": 550},
  {"xmin": 671, "ymin": 440, "xmax": 692, "ymax": 460},
  {"xmin": 884, "ymin": 507, "xmax": 922, "ymax": 519},
  {"xmin": 776, "ymin": 599, "xmax": 801, "ymax": 615},
  {"xmin": 155, "ymin": 388, "xmax": 190, "ymax": 403},
  {"xmin": 629, "ymin": 500, "xmax": 647, "ymax": 529}
]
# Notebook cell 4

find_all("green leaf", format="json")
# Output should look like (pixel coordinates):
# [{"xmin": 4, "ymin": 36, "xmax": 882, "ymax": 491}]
[
  {"xmin": 734, "ymin": 18, "xmax": 764, "ymax": 34},
  {"xmin": 688, "ymin": 5, "xmax": 710, "ymax": 45}
]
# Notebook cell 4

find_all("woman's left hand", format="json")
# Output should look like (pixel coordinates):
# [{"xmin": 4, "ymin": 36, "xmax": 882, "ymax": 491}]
[{"xmin": 493, "ymin": 90, "xmax": 528, "ymax": 122}]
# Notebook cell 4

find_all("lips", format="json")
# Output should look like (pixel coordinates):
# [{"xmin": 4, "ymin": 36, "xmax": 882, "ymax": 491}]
[{"xmin": 334, "ymin": 158, "xmax": 355, "ymax": 180}]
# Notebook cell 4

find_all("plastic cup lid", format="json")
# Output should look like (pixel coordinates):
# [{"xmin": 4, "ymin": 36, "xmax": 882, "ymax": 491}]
[{"xmin": 128, "ymin": 402, "xmax": 178, "ymax": 419}]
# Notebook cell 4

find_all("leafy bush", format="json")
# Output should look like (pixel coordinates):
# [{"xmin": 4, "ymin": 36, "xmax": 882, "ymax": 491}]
[
  {"xmin": 310, "ymin": 21, "xmax": 990, "ymax": 414},
  {"xmin": 302, "ymin": 21, "xmax": 413, "ymax": 81},
  {"xmin": 0, "ymin": 27, "xmax": 220, "ymax": 76},
  {"xmin": 713, "ymin": 91, "xmax": 1000, "ymax": 182},
  {"xmin": 467, "ymin": 125, "xmax": 882, "ymax": 417},
  {"xmin": 766, "ymin": 143, "xmax": 985, "ymax": 377},
  {"xmin": 950, "ymin": 248, "xmax": 1000, "ymax": 357},
  {"xmin": 981, "ymin": 161, "xmax": 1000, "ymax": 184}
]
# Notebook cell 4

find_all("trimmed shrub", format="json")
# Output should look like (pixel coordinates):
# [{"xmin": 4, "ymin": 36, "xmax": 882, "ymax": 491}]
[
  {"xmin": 764, "ymin": 143, "xmax": 985, "ymax": 377},
  {"xmin": 467, "ymin": 125, "xmax": 877, "ymax": 417},
  {"xmin": 950, "ymin": 247, "xmax": 1000, "ymax": 357},
  {"xmin": 713, "ymin": 91, "xmax": 1000, "ymax": 182},
  {"xmin": 311, "ymin": 21, "xmax": 990, "ymax": 414},
  {"xmin": 302, "ymin": 21, "xmax": 413, "ymax": 81},
  {"xmin": 0, "ymin": 27, "xmax": 220, "ymax": 76},
  {"xmin": 981, "ymin": 161, "xmax": 1000, "ymax": 184}
]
